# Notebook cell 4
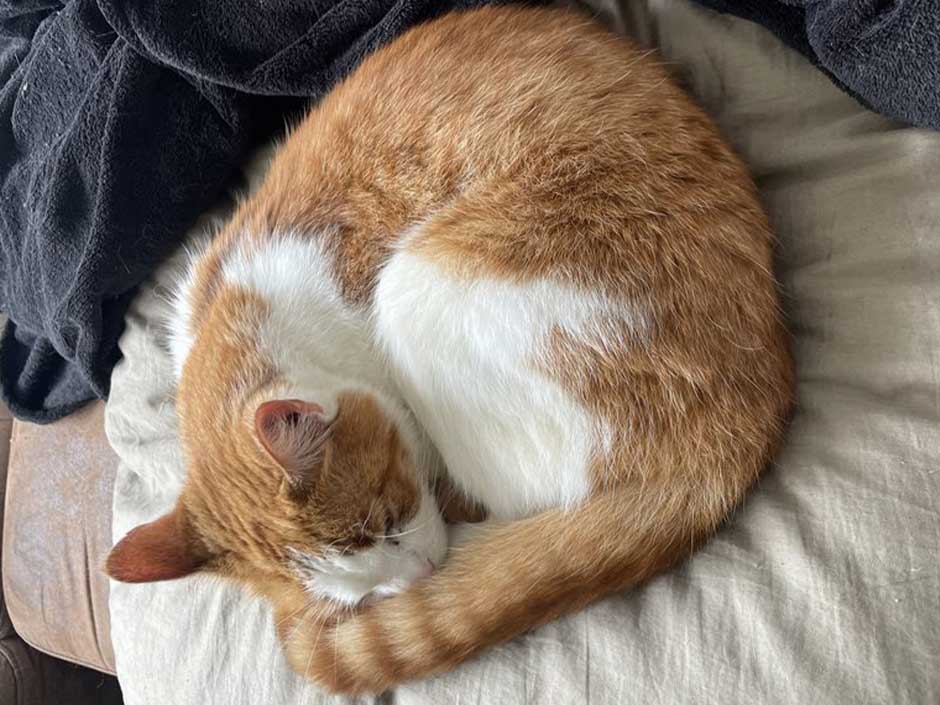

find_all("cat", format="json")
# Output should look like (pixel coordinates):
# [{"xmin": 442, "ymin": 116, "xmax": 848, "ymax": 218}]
[{"xmin": 105, "ymin": 3, "xmax": 795, "ymax": 694}]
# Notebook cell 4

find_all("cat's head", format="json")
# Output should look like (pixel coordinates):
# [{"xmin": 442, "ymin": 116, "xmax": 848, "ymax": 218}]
[{"xmin": 105, "ymin": 387, "xmax": 448, "ymax": 608}]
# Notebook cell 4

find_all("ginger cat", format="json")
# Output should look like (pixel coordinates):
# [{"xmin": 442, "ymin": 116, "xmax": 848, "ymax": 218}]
[{"xmin": 106, "ymin": 4, "xmax": 794, "ymax": 694}]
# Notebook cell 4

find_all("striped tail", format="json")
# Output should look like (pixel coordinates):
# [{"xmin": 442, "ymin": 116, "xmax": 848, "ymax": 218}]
[{"xmin": 282, "ymin": 475, "xmax": 740, "ymax": 694}]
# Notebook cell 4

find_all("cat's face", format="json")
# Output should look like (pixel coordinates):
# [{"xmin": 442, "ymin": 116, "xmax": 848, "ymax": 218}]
[
  {"xmin": 253, "ymin": 392, "xmax": 449, "ymax": 605},
  {"xmin": 105, "ymin": 389, "xmax": 448, "ymax": 609}
]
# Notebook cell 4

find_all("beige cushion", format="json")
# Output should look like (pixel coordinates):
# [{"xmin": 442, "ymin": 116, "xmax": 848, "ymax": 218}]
[{"xmin": 2, "ymin": 402, "xmax": 117, "ymax": 675}]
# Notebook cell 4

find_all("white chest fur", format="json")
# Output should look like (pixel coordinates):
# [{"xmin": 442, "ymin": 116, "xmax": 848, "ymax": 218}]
[{"xmin": 373, "ymin": 248, "xmax": 634, "ymax": 520}]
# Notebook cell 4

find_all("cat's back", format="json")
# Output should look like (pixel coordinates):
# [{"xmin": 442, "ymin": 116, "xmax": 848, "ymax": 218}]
[
  {"xmin": 258, "ymin": 5, "xmax": 768, "ymax": 296},
  {"xmin": 323, "ymin": 5, "xmax": 696, "ymax": 151}
]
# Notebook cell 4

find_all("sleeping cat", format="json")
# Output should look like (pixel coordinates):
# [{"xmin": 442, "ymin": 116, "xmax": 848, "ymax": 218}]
[{"xmin": 106, "ymin": 4, "xmax": 794, "ymax": 694}]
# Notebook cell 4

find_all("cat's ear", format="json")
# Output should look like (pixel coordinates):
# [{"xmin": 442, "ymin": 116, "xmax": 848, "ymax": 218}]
[
  {"xmin": 105, "ymin": 504, "xmax": 208, "ymax": 583},
  {"xmin": 254, "ymin": 399, "xmax": 331, "ymax": 495}
]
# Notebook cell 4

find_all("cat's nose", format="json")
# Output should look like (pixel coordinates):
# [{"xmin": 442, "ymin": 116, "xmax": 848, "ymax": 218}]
[{"xmin": 420, "ymin": 558, "xmax": 436, "ymax": 578}]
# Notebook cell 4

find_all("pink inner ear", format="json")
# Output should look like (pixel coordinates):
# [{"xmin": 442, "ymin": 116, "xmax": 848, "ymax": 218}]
[{"xmin": 254, "ymin": 399, "xmax": 330, "ymax": 473}]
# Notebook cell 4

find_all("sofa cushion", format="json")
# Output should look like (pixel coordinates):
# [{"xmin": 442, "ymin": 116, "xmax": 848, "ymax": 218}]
[{"xmin": 2, "ymin": 401, "xmax": 117, "ymax": 674}]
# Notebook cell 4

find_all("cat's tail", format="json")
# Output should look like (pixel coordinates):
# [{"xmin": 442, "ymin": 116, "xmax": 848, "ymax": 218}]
[{"xmin": 282, "ymin": 471, "xmax": 743, "ymax": 694}]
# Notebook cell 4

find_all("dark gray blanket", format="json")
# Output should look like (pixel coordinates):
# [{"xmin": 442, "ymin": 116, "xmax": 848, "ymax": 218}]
[
  {"xmin": 1, "ymin": 0, "xmax": 936, "ymax": 424},
  {"xmin": 690, "ymin": 0, "xmax": 940, "ymax": 131},
  {"xmin": 0, "ymin": 0, "xmax": 496, "ymax": 423}
]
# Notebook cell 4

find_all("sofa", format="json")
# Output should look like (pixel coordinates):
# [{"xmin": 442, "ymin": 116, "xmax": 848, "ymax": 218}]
[{"xmin": 1, "ymin": 0, "xmax": 939, "ymax": 703}]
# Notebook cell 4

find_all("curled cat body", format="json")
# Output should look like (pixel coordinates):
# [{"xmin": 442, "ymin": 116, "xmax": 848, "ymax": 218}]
[{"xmin": 106, "ymin": 4, "xmax": 794, "ymax": 694}]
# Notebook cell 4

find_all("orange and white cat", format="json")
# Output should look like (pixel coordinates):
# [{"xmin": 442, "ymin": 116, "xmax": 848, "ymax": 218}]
[{"xmin": 106, "ymin": 4, "xmax": 794, "ymax": 694}]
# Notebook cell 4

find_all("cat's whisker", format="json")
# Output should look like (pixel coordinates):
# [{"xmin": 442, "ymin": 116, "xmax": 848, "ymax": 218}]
[
  {"xmin": 383, "ymin": 520, "xmax": 430, "ymax": 540},
  {"xmin": 360, "ymin": 498, "xmax": 379, "ymax": 534},
  {"xmin": 275, "ymin": 603, "xmax": 310, "ymax": 630},
  {"xmin": 303, "ymin": 613, "xmax": 330, "ymax": 680}
]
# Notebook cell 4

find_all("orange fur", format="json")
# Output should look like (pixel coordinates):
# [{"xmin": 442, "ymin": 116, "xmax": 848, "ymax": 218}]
[{"xmin": 107, "ymin": 4, "xmax": 794, "ymax": 693}]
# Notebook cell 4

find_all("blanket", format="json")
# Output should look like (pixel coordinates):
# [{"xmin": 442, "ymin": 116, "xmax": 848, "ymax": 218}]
[
  {"xmin": 690, "ymin": 0, "xmax": 940, "ymax": 130},
  {"xmin": 0, "ymin": 0, "xmax": 496, "ymax": 423}
]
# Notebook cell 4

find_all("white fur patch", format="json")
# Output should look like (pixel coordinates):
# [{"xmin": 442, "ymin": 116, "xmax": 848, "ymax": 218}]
[
  {"xmin": 225, "ymin": 235, "xmax": 373, "ymax": 409},
  {"xmin": 374, "ymin": 248, "xmax": 647, "ymax": 520},
  {"xmin": 166, "ymin": 244, "xmax": 207, "ymax": 380},
  {"xmin": 220, "ymin": 236, "xmax": 430, "ymax": 442}
]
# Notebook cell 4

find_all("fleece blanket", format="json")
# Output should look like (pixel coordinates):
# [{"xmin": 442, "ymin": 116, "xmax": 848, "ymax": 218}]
[
  {"xmin": 690, "ymin": 0, "xmax": 940, "ymax": 131},
  {"xmin": 0, "ymin": 0, "xmax": 496, "ymax": 424}
]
